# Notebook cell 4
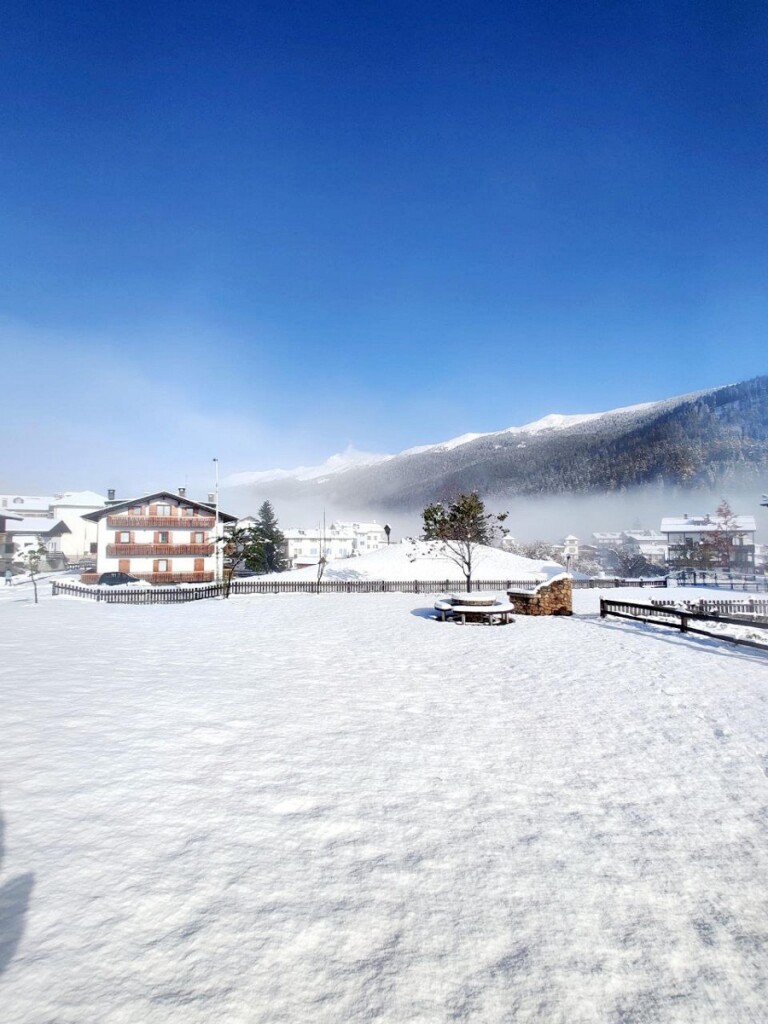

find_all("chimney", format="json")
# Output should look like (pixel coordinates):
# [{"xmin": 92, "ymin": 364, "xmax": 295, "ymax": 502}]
[
  {"xmin": 208, "ymin": 492, "xmax": 215, "ymax": 504},
  {"xmin": 178, "ymin": 486, "xmax": 187, "ymax": 497},
  {"xmin": 107, "ymin": 489, "xmax": 116, "ymax": 502}
]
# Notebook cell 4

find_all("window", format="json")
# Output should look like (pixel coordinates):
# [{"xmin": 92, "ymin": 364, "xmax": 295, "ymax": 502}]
[
  {"xmin": 131, "ymin": 506, "xmax": 143, "ymax": 515},
  {"xmin": 117, "ymin": 532, "xmax": 131, "ymax": 543},
  {"xmin": 157, "ymin": 560, "xmax": 169, "ymax": 572},
  {"xmin": 156, "ymin": 504, "xmax": 171, "ymax": 516},
  {"xmin": 192, "ymin": 532, "xmax": 205, "ymax": 544},
  {"xmin": 158, "ymin": 532, "xmax": 169, "ymax": 544}
]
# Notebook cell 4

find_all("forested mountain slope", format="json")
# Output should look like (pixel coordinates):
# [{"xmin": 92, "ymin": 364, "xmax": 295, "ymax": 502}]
[{"xmin": 243, "ymin": 376, "xmax": 768, "ymax": 511}]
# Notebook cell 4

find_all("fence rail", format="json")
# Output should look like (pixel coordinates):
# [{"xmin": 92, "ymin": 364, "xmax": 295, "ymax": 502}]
[
  {"xmin": 600, "ymin": 598, "xmax": 768, "ymax": 651},
  {"xmin": 652, "ymin": 597, "xmax": 768, "ymax": 623},
  {"xmin": 671, "ymin": 572, "xmax": 768, "ymax": 592},
  {"xmin": 52, "ymin": 577, "xmax": 547, "ymax": 603}
]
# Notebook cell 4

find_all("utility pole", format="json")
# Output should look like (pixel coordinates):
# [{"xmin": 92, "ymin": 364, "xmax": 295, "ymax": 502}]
[{"xmin": 213, "ymin": 458, "xmax": 221, "ymax": 583}]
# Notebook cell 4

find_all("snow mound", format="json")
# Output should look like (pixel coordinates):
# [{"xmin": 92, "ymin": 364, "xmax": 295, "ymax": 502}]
[{"xmin": 270, "ymin": 541, "xmax": 563, "ymax": 582}]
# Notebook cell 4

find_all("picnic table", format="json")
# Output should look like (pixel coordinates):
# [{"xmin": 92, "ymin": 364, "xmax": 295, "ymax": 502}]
[{"xmin": 434, "ymin": 592, "xmax": 515, "ymax": 625}]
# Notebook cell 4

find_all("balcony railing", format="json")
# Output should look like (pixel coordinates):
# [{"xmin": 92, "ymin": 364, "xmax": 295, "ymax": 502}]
[
  {"xmin": 106, "ymin": 544, "xmax": 215, "ymax": 557},
  {"xmin": 106, "ymin": 516, "xmax": 216, "ymax": 529},
  {"xmin": 80, "ymin": 571, "xmax": 215, "ymax": 585}
]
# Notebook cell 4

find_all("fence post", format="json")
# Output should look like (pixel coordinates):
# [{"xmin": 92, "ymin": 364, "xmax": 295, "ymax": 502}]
[
  {"xmin": 600, "ymin": 599, "xmax": 606, "ymax": 618},
  {"xmin": 680, "ymin": 612, "xmax": 688, "ymax": 633}
]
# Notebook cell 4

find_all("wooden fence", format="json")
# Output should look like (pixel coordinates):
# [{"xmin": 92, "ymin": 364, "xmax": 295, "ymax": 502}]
[
  {"xmin": 52, "ymin": 577, "xmax": 544, "ymax": 604},
  {"xmin": 671, "ymin": 572, "xmax": 768, "ymax": 592},
  {"xmin": 600, "ymin": 598, "xmax": 768, "ymax": 651},
  {"xmin": 652, "ymin": 597, "xmax": 768, "ymax": 623}
]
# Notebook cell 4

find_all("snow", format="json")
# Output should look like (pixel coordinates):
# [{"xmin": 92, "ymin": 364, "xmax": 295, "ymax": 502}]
[
  {"xmin": 272, "ymin": 541, "xmax": 564, "ymax": 582},
  {"xmin": 2, "ymin": 582, "xmax": 768, "ymax": 1023},
  {"xmin": 224, "ymin": 399, "xmax": 668, "ymax": 487},
  {"xmin": 223, "ymin": 446, "xmax": 390, "ymax": 487}
]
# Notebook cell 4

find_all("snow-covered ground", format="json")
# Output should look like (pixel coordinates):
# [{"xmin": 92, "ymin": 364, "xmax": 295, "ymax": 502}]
[
  {"xmin": 272, "ymin": 540, "xmax": 563, "ymax": 582},
  {"xmin": 1, "ymin": 583, "xmax": 767, "ymax": 1023}
]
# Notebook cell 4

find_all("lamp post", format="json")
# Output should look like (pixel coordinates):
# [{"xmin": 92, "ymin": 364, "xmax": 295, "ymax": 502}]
[{"xmin": 384, "ymin": 524, "xmax": 391, "ymax": 545}]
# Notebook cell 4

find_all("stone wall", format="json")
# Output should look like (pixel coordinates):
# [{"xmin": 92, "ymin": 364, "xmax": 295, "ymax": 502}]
[{"xmin": 507, "ymin": 575, "xmax": 573, "ymax": 616}]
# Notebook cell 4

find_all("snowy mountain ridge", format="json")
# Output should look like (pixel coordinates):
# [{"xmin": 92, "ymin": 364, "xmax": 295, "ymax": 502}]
[
  {"xmin": 225, "ymin": 399, "xmax": 664, "ymax": 487},
  {"xmin": 224, "ymin": 376, "xmax": 768, "ymax": 508}
]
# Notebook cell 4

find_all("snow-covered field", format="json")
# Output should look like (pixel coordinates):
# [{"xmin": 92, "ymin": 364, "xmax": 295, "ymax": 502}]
[
  {"xmin": 1, "ymin": 583, "xmax": 767, "ymax": 1023},
  {"xmin": 268, "ymin": 540, "xmax": 563, "ymax": 582}
]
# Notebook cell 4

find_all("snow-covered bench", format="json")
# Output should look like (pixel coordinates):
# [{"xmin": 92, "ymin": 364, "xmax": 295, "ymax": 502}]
[{"xmin": 434, "ymin": 597, "xmax": 515, "ymax": 625}]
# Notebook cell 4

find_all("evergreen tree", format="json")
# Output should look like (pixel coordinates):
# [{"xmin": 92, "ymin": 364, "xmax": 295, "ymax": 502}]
[{"xmin": 248, "ymin": 500, "xmax": 286, "ymax": 574}]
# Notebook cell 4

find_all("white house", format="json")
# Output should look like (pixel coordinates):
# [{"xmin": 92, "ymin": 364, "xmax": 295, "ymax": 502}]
[
  {"xmin": 0, "ymin": 490, "xmax": 106, "ymax": 562},
  {"xmin": 660, "ymin": 513, "xmax": 757, "ymax": 571},
  {"xmin": 283, "ymin": 521, "xmax": 388, "ymax": 568},
  {"xmin": 81, "ymin": 490, "xmax": 238, "ymax": 584},
  {"xmin": 1, "ymin": 509, "xmax": 23, "ymax": 574},
  {"xmin": 621, "ymin": 529, "xmax": 668, "ymax": 564},
  {"xmin": 6, "ymin": 516, "xmax": 71, "ymax": 569}
]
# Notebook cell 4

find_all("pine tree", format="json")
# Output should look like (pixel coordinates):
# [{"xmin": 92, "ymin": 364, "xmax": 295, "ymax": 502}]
[{"xmin": 248, "ymin": 500, "xmax": 286, "ymax": 574}]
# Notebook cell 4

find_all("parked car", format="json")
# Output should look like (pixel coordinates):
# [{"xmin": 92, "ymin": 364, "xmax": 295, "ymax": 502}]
[{"xmin": 97, "ymin": 572, "xmax": 147, "ymax": 586}]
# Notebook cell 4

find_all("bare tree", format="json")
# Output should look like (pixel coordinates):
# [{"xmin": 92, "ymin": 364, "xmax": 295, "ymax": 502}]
[
  {"xmin": 422, "ymin": 493, "xmax": 508, "ymax": 592},
  {"xmin": 20, "ymin": 537, "xmax": 47, "ymax": 605}
]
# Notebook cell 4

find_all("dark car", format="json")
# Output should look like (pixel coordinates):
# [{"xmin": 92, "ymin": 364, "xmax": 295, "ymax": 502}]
[{"xmin": 98, "ymin": 572, "xmax": 145, "ymax": 586}]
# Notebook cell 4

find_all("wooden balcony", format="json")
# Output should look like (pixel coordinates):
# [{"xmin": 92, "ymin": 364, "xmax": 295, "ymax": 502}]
[
  {"xmin": 80, "ymin": 571, "xmax": 215, "ymax": 585},
  {"xmin": 107, "ymin": 515, "xmax": 216, "ymax": 529},
  {"xmin": 106, "ymin": 543, "xmax": 215, "ymax": 557}
]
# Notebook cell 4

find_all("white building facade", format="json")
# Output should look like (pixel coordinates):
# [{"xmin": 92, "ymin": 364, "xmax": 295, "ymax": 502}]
[
  {"xmin": 660, "ymin": 513, "xmax": 757, "ymax": 571},
  {"xmin": 283, "ymin": 521, "xmax": 388, "ymax": 568},
  {"xmin": 0, "ymin": 491, "xmax": 106, "ymax": 562},
  {"xmin": 82, "ymin": 491, "xmax": 237, "ymax": 584}
]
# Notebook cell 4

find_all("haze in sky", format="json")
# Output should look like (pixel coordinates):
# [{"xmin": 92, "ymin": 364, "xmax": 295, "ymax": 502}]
[{"xmin": 1, "ymin": 1, "xmax": 766, "ymax": 495}]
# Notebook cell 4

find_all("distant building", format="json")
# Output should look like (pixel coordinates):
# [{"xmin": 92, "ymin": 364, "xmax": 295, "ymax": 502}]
[
  {"xmin": 621, "ymin": 529, "xmax": 668, "ymax": 564},
  {"xmin": 283, "ymin": 521, "xmax": 388, "ymax": 569},
  {"xmin": 82, "ymin": 490, "xmax": 237, "ymax": 584},
  {"xmin": 0, "ymin": 490, "xmax": 106, "ymax": 562},
  {"xmin": 661, "ymin": 513, "xmax": 756, "ymax": 571},
  {"xmin": 592, "ymin": 532, "xmax": 623, "ymax": 570},
  {"xmin": 561, "ymin": 534, "xmax": 579, "ymax": 569},
  {"xmin": 6, "ymin": 516, "xmax": 71, "ymax": 570},
  {"xmin": 0, "ymin": 509, "xmax": 23, "ymax": 574}
]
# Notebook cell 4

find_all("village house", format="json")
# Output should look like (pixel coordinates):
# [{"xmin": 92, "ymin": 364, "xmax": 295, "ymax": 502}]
[
  {"xmin": 0, "ymin": 509, "xmax": 23, "ymax": 575},
  {"xmin": 661, "ymin": 512, "xmax": 757, "ymax": 571},
  {"xmin": 283, "ymin": 521, "xmax": 388, "ymax": 569},
  {"xmin": 0, "ymin": 490, "xmax": 106, "ymax": 562},
  {"xmin": 621, "ymin": 529, "xmax": 668, "ymax": 564},
  {"xmin": 81, "ymin": 490, "xmax": 237, "ymax": 584}
]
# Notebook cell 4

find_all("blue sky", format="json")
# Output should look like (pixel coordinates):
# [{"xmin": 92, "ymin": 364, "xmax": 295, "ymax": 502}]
[{"xmin": 1, "ymin": 0, "xmax": 767, "ymax": 495}]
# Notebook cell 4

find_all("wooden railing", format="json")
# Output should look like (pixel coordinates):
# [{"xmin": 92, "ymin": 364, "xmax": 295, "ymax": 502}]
[
  {"xmin": 600, "ymin": 598, "xmax": 768, "ymax": 651},
  {"xmin": 106, "ymin": 516, "xmax": 216, "ymax": 528},
  {"xmin": 652, "ymin": 597, "xmax": 768, "ymax": 622},
  {"xmin": 105, "ymin": 544, "xmax": 214, "ymax": 557}
]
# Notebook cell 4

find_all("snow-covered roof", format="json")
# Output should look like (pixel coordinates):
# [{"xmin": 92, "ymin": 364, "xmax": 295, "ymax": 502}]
[
  {"xmin": 83, "ymin": 491, "xmax": 238, "ymax": 523},
  {"xmin": 51, "ymin": 490, "xmax": 108, "ymax": 508},
  {"xmin": 6, "ymin": 517, "xmax": 71, "ymax": 536},
  {"xmin": 660, "ymin": 515, "xmax": 756, "ymax": 534},
  {"xmin": 0, "ymin": 509, "xmax": 24, "ymax": 521},
  {"xmin": 0, "ymin": 494, "xmax": 55, "ymax": 512}
]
